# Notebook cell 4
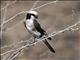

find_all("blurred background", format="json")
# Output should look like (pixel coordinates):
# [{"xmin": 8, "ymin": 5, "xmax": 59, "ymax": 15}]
[{"xmin": 1, "ymin": 1, "xmax": 80, "ymax": 60}]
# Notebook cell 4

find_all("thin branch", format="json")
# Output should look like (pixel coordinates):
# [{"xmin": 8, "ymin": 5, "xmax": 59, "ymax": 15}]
[
  {"xmin": 1, "ymin": 2, "xmax": 8, "ymax": 46},
  {"xmin": 1, "ymin": 0, "xmax": 80, "ymax": 59},
  {"xmin": 1, "ymin": 0, "xmax": 58, "ymax": 50},
  {"xmin": 1, "ymin": 0, "xmax": 39, "ymax": 51},
  {"xmin": 1, "ymin": 38, "xmax": 35, "ymax": 56},
  {"xmin": 29, "ymin": 0, "xmax": 39, "ymax": 11},
  {"xmin": 1, "ymin": 3, "xmax": 9, "ymax": 10},
  {"xmin": 32, "ymin": 0, "xmax": 58, "ymax": 10},
  {"xmin": 1, "ymin": 1, "xmax": 16, "ymax": 10},
  {"xmin": 1, "ymin": 11, "xmax": 28, "ymax": 26},
  {"xmin": 7, "ymin": 49, "xmax": 23, "ymax": 60},
  {"xmin": 1, "ymin": 0, "xmax": 58, "ymax": 27},
  {"xmin": 6, "ymin": 20, "xmax": 80, "ymax": 60},
  {"xmin": 1, "ymin": 0, "xmax": 39, "ymax": 49},
  {"xmin": 6, "ymin": 19, "xmax": 25, "ymax": 31},
  {"xmin": 1, "ymin": 1, "xmax": 17, "ymax": 43},
  {"xmin": 2, "ymin": 4, "xmax": 7, "ymax": 22},
  {"xmin": 1, "ymin": 20, "xmax": 80, "ymax": 56},
  {"xmin": 1, "ymin": 37, "xmax": 33, "ymax": 49}
]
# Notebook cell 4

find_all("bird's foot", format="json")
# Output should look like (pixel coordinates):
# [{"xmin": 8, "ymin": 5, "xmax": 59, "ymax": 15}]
[{"xmin": 44, "ymin": 34, "xmax": 52, "ymax": 40}]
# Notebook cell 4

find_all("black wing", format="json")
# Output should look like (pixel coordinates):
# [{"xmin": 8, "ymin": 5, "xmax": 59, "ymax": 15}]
[
  {"xmin": 43, "ymin": 40, "xmax": 55, "ymax": 53},
  {"xmin": 34, "ymin": 20, "xmax": 46, "ymax": 35}
]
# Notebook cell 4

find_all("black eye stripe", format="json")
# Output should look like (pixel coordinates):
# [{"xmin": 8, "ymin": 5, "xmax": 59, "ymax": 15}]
[
  {"xmin": 26, "ymin": 14, "xmax": 31, "ymax": 19},
  {"xmin": 26, "ymin": 13, "xmax": 38, "ymax": 19}
]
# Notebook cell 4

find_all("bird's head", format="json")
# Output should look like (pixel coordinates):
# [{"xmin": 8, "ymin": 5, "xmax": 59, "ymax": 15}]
[{"xmin": 26, "ymin": 11, "xmax": 38, "ymax": 20}]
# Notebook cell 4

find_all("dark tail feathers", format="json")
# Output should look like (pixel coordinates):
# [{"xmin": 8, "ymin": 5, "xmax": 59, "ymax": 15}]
[{"xmin": 43, "ymin": 40, "xmax": 55, "ymax": 53}]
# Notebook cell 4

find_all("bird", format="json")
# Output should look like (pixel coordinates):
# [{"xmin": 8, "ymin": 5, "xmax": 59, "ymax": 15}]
[{"xmin": 24, "ymin": 10, "xmax": 55, "ymax": 53}]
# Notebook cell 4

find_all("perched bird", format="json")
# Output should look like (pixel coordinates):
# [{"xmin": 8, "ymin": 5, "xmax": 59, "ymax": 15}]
[{"xmin": 24, "ymin": 11, "xmax": 55, "ymax": 53}]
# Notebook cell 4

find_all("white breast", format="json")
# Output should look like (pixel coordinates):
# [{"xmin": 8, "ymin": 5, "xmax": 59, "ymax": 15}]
[
  {"xmin": 26, "ymin": 19, "xmax": 34, "ymax": 30},
  {"xmin": 26, "ymin": 19, "xmax": 41, "ymax": 36}
]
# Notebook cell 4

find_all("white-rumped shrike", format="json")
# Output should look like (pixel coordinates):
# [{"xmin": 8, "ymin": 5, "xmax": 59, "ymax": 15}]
[{"xmin": 24, "ymin": 11, "xmax": 55, "ymax": 53}]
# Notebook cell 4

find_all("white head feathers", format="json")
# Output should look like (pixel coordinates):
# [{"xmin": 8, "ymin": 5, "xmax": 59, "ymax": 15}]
[{"xmin": 28, "ymin": 11, "xmax": 38, "ymax": 16}]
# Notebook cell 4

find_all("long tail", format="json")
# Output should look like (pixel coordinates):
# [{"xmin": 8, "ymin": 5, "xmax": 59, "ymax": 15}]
[{"xmin": 42, "ymin": 40, "xmax": 55, "ymax": 53}]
